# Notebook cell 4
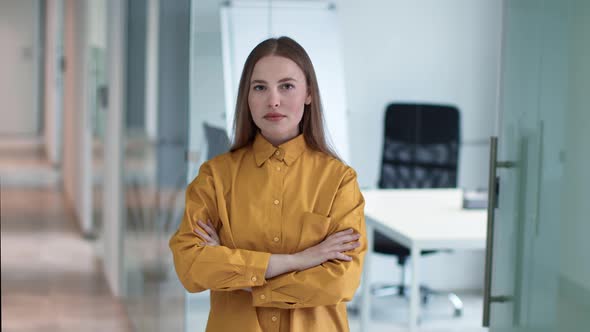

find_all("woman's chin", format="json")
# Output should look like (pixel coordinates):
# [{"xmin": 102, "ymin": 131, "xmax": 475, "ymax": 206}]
[{"xmin": 261, "ymin": 129, "xmax": 298, "ymax": 145}]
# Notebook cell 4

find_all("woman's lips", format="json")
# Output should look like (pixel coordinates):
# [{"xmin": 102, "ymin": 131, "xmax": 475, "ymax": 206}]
[{"xmin": 264, "ymin": 114, "xmax": 286, "ymax": 121}]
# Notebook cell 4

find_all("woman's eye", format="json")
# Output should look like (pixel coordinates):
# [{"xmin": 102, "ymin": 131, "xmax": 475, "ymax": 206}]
[
  {"xmin": 253, "ymin": 85, "xmax": 265, "ymax": 91},
  {"xmin": 281, "ymin": 83, "xmax": 295, "ymax": 90}
]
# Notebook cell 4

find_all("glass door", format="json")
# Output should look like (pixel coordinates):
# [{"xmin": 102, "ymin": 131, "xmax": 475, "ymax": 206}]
[
  {"xmin": 185, "ymin": 0, "xmax": 236, "ymax": 330},
  {"xmin": 485, "ymin": 0, "xmax": 590, "ymax": 330}
]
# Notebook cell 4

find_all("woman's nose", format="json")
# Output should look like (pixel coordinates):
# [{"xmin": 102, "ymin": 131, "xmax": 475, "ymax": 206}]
[{"xmin": 267, "ymin": 90, "xmax": 280, "ymax": 108}]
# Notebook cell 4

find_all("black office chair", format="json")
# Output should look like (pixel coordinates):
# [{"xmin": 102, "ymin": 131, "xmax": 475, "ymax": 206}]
[
  {"xmin": 373, "ymin": 103, "xmax": 463, "ymax": 317},
  {"xmin": 203, "ymin": 122, "xmax": 230, "ymax": 160}
]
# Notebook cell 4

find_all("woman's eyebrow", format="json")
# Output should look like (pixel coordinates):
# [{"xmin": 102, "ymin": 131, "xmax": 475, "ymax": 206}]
[
  {"xmin": 250, "ymin": 77, "xmax": 298, "ymax": 84},
  {"xmin": 278, "ymin": 77, "xmax": 297, "ymax": 83}
]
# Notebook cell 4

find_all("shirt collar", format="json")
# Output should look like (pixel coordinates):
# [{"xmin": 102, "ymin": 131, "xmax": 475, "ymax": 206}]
[{"xmin": 253, "ymin": 132, "xmax": 307, "ymax": 167}]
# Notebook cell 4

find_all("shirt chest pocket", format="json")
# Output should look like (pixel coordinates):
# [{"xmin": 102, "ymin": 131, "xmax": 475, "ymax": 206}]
[{"xmin": 295, "ymin": 212, "xmax": 332, "ymax": 252}]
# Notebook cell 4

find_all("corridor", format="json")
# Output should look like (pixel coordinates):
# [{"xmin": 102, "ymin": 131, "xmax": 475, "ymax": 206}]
[{"xmin": 1, "ymin": 186, "xmax": 132, "ymax": 331}]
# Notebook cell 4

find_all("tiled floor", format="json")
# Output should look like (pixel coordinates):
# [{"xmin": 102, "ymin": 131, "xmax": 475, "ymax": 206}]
[
  {"xmin": 0, "ymin": 138, "xmax": 59, "ymax": 188},
  {"xmin": 1, "ymin": 187, "xmax": 133, "ymax": 332}
]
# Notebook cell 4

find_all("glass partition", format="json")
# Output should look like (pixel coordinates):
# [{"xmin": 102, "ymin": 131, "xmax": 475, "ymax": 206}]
[
  {"xmin": 122, "ymin": 0, "xmax": 189, "ymax": 331},
  {"xmin": 185, "ymin": 1, "xmax": 232, "ymax": 330}
]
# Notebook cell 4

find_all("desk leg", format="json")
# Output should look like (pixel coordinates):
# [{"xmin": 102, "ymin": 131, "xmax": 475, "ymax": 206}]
[
  {"xmin": 409, "ymin": 245, "xmax": 420, "ymax": 330},
  {"xmin": 360, "ymin": 222, "xmax": 374, "ymax": 332}
]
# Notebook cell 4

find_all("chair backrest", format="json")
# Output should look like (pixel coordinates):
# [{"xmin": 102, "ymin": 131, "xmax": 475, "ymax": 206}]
[
  {"xmin": 203, "ymin": 122, "xmax": 230, "ymax": 160},
  {"xmin": 378, "ymin": 103, "xmax": 460, "ymax": 189}
]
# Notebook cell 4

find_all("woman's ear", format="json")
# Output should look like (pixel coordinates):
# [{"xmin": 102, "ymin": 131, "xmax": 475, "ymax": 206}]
[{"xmin": 305, "ymin": 91, "xmax": 312, "ymax": 105}]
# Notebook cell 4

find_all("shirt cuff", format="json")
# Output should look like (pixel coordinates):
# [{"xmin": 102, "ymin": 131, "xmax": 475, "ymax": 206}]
[
  {"xmin": 251, "ymin": 284, "xmax": 273, "ymax": 306},
  {"xmin": 244, "ymin": 251, "xmax": 271, "ymax": 287}
]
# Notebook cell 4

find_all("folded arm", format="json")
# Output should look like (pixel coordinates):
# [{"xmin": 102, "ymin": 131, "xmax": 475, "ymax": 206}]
[
  {"xmin": 169, "ymin": 163, "xmax": 272, "ymax": 292},
  {"xmin": 251, "ymin": 169, "xmax": 367, "ymax": 308}
]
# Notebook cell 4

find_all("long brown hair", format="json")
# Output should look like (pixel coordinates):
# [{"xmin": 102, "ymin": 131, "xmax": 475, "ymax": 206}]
[{"xmin": 229, "ymin": 36, "xmax": 340, "ymax": 161}]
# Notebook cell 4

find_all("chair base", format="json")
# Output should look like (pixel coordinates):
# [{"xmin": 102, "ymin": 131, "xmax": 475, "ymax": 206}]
[{"xmin": 370, "ymin": 283, "xmax": 464, "ymax": 317}]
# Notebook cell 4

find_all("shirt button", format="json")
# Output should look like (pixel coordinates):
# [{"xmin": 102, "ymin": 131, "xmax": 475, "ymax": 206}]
[
  {"xmin": 271, "ymin": 316, "xmax": 278, "ymax": 322},
  {"xmin": 260, "ymin": 294, "xmax": 266, "ymax": 300},
  {"xmin": 273, "ymin": 199, "xmax": 279, "ymax": 205},
  {"xmin": 275, "ymin": 150, "xmax": 280, "ymax": 156},
  {"xmin": 251, "ymin": 276, "xmax": 257, "ymax": 282},
  {"xmin": 276, "ymin": 166, "xmax": 281, "ymax": 171},
  {"xmin": 273, "ymin": 237, "xmax": 280, "ymax": 242}
]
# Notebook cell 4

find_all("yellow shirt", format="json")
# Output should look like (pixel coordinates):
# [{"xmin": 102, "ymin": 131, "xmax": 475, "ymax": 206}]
[{"xmin": 169, "ymin": 133, "xmax": 366, "ymax": 332}]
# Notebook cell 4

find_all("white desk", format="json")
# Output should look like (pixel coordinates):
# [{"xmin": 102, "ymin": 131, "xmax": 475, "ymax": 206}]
[{"xmin": 359, "ymin": 189, "xmax": 487, "ymax": 331}]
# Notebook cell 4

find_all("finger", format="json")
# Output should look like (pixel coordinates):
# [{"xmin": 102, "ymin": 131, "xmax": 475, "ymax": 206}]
[
  {"xmin": 198, "ymin": 220, "xmax": 216, "ymax": 236},
  {"xmin": 207, "ymin": 219, "xmax": 221, "ymax": 241},
  {"xmin": 336, "ymin": 228, "xmax": 355, "ymax": 236},
  {"xmin": 199, "ymin": 222, "xmax": 220, "ymax": 246},
  {"xmin": 209, "ymin": 230, "xmax": 220, "ymax": 240},
  {"xmin": 328, "ymin": 228, "xmax": 355, "ymax": 240},
  {"xmin": 335, "ymin": 240, "xmax": 361, "ymax": 252},
  {"xmin": 205, "ymin": 222, "xmax": 218, "ymax": 240},
  {"xmin": 197, "ymin": 220, "xmax": 213, "ymax": 235},
  {"xmin": 193, "ymin": 228, "xmax": 210, "ymax": 241},
  {"xmin": 340, "ymin": 233, "xmax": 361, "ymax": 244},
  {"xmin": 325, "ymin": 229, "xmax": 357, "ymax": 244},
  {"xmin": 334, "ymin": 241, "xmax": 357, "ymax": 252},
  {"xmin": 334, "ymin": 252, "xmax": 353, "ymax": 261},
  {"xmin": 194, "ymin": 228, "xmax": 214, "ymax": 243}
]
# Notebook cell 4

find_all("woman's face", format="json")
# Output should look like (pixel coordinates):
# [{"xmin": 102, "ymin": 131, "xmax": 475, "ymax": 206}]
[{"xmin": 248, "ymin": 55, "xmax": 311, "ymax": 146}]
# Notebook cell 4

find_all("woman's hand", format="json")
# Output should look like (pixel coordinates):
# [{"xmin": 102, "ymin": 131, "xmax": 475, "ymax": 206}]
[
  {"xmin": 292, "ymin": 228, "xmax": 361, "ymax": 271},
  {"xmin": 194, "ymin": 219, "xmax": 220, "ymax": 246},
  {"xmin": 193, "ymin": 221, "xmax": 360, "ymax": 279}
]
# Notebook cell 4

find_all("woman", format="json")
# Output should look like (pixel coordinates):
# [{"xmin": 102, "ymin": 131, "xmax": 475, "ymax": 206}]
[{"xmin": 169, "ymin": 36, "xmax": 366, "ymax": 332}]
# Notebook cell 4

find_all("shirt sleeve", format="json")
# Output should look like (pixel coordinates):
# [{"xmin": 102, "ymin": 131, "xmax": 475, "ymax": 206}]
[
  {"xmin": 169, "ymin": 161, "xmax": 272, "ymax": 293},
  {"xmin": 251, "ymin": 168, "xmax": 366, "ymax": 308}
]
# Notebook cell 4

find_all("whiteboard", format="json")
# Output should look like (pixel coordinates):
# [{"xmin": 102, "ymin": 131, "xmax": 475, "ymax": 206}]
[{"xmin": 220, "ymin": 0, "xmax": 350, "ymax": 163}]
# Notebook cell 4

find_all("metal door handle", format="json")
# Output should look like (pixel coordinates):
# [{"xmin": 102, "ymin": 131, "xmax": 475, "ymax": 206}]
[{"xmin": 483, "ymin": 136, "xmax": 516, "ymax": 327}]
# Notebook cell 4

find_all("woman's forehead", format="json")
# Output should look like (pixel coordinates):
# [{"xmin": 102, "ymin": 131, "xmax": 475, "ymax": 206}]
[{"xmin": 251, "ymin": 55, "xmax": 305, "ymax": 82}]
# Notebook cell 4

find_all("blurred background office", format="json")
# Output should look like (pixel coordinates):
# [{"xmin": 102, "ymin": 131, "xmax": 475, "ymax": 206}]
[{"xmin": 1, "ymin": 0, "xmax": 588, "ymax": 331}]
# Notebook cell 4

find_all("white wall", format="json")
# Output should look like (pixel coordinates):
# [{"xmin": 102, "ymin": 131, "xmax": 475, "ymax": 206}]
[
  {"xmin": 336, "ymin": 0, "xmax": 503, "ymax": 291},
  {"xmin": 337, "ymin": 0, "xmax": 502, "ymax": 191},
  {"xmin": 0, "ymin": 0, "xmax": 40, "ymax": 136}
]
